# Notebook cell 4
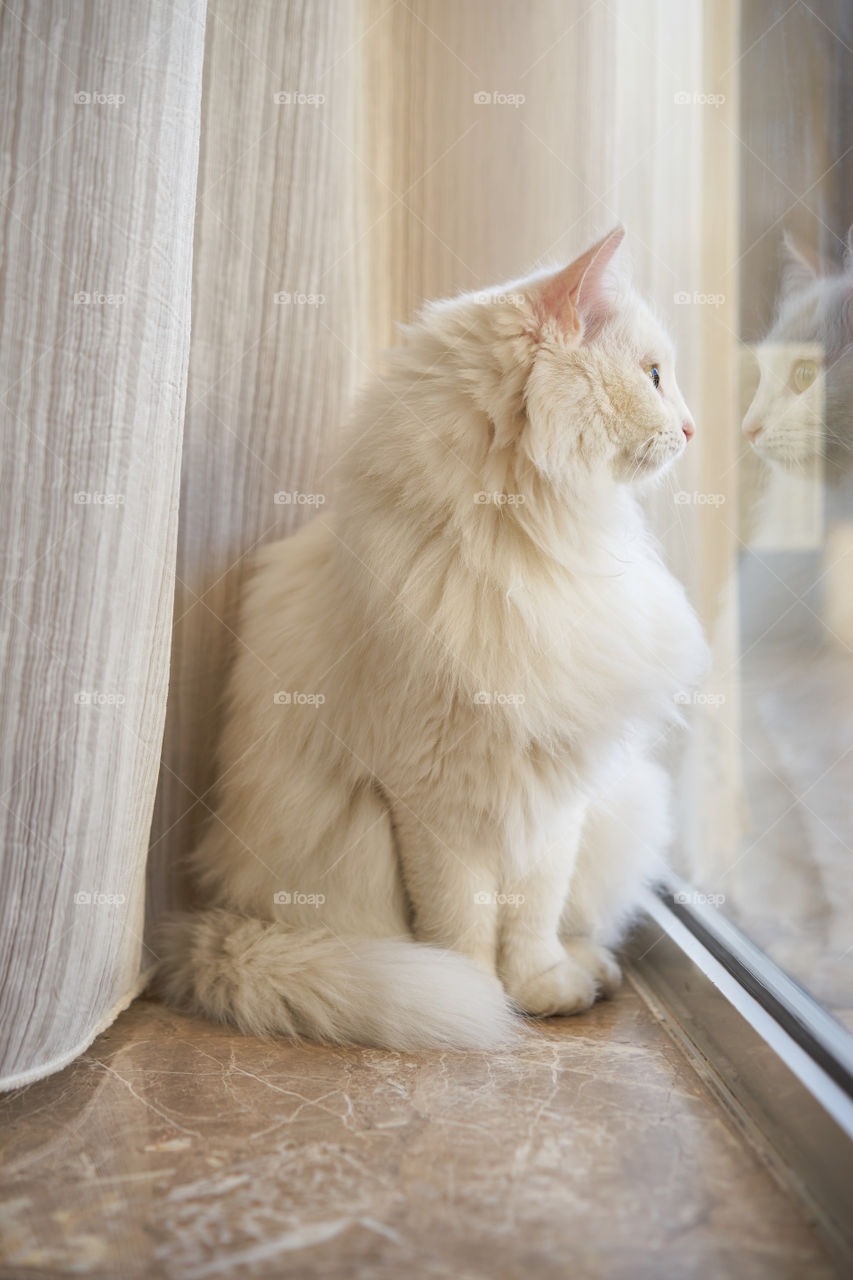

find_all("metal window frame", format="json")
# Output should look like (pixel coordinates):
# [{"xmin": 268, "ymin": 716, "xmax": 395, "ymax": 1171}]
[{"xmin": 628, "ymin": 882, "xmax": 853, "ymax": 1269}]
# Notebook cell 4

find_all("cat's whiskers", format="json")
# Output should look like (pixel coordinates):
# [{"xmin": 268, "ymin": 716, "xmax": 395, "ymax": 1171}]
[
  {"xmin": 626, "ymin": 433, "xmax": 659, "ymax": 486},
  {"xmin": 823, "ymin": 425, "xmax": 853, "ymax": 453}
]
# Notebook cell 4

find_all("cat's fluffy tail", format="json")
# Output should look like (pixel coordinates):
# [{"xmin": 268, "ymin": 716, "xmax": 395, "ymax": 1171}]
[{"xmin": 156, "ymin": 908, "xmax": 517, "ymax": 1051}]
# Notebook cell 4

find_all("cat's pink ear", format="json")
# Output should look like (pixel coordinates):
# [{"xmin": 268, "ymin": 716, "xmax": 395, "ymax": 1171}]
[
  {"xmin": 531, "ymin": 226, "xmax": 625, "ymax": 335},
  {"xmin": 780, "ymin": 231, "xmax": 820, "ymax": 299}
]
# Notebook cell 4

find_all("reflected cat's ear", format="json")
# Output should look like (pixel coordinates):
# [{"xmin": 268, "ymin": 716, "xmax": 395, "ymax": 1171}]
[
  {"xmin": 530, "ymin": 226, "xmax": 626, "ymax": 337},
  {"xmin": 780, "ymin": 230, "xmax": 820, "ymax": 300}
]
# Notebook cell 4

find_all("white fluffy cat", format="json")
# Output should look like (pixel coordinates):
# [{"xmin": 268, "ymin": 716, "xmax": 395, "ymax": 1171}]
[{"xmin": 159, "ymin": 227, "xmax": 708, "ymax": 1050}]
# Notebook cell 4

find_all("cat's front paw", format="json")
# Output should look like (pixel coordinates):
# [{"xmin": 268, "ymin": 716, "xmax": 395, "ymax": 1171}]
[
  {"xmin": 562, "ymin": 937, "xmax": 622, "ymax": 998},
  {"xmin": 505, "ymin": 955, "xmax": 597, "ymax": 1018}
]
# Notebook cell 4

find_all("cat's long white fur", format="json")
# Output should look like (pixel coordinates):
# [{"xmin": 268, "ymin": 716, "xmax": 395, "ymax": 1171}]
[{"xmin": 158, "ymin": 228, "xmax": 708, "ymax": 1049}]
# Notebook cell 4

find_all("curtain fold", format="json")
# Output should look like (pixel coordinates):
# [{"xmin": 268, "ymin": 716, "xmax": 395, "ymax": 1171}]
[
  {"xmin": 147, "ymin": 0, "xmax": 362, "ymax": 925},
  {"xmin": 0, "ymin": 0, "xmax": 207, "ymax": 1088}
]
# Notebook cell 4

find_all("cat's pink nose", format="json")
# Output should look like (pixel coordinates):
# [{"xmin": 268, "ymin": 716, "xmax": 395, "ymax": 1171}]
[
  {"xmin": 682, "ymin": 420, "xmax": 695, "ymax": 441},
  {"xmin": 743, "ymin": 419, "xmax": 763, "ymax": 440}
]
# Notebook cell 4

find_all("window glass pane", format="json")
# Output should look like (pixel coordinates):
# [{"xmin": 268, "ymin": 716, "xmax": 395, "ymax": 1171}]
[{"xmin": 678, "ymin": 0, "xmax": 853, "ymax": 1033}]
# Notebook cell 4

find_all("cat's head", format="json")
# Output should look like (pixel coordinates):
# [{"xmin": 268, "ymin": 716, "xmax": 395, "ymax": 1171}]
[
  {"xmin": 413, "ymin": 227, "xmax": 694, "ymax": 494},
  {"xmin": 741, "ymin": 229, "xmax": 853, "ymax": 473}
]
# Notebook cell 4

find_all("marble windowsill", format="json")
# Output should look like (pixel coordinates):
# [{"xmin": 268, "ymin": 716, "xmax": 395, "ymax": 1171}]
[{"xmin": 0, "ymin": 984, "xmax": 840, "ymax": 1279}]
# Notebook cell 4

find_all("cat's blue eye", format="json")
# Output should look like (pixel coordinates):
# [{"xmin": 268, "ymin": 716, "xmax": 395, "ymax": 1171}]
[{"xmin": 645, "ymin": 363, "xmax": 661, "ymax": 390}]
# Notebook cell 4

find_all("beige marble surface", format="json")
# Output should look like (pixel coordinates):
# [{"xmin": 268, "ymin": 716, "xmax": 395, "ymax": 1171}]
[{"xmin": 0, "ymin": 988, "xmax": 839, "ymax": 1280}]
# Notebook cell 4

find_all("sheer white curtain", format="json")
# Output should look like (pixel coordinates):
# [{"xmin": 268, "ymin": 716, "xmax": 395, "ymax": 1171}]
[
  {"xmin": 0, "ymin": 0, "xmax": 207, "ymax": 1088},
  {"xmin": 0, "ymin": 0, "xmax": 733, "ymax": 1088}
]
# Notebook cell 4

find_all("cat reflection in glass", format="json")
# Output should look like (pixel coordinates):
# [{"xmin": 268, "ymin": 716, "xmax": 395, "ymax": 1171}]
[
  {"xmin": 742, "ymin": 228, "xmax": 853, "ymax": 644},
  {"xmin": 743, "ymin": 229, "xmax": 853, "ymax": 484},
  {"xmin": 737, "ymin": 228, "xmax": 853, "ymax": 1006}
]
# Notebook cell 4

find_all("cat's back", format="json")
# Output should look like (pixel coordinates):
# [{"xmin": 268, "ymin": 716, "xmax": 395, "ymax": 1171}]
[{"xmin": 236, "ymin": 516, "xmax": 340, "ymax": 664}]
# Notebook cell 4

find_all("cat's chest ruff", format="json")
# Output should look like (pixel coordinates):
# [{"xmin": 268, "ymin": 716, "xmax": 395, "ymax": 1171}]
[
  {"xmin": 527, "ymin": 550, "xmax": 671, "ymax": 667},
  {"xmin": 504, "ymin": 554, "xmax": 695, "ymax": 724}
]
